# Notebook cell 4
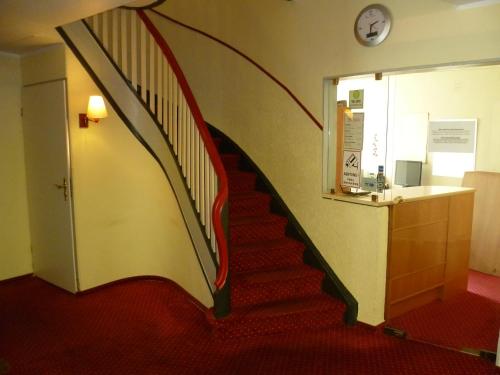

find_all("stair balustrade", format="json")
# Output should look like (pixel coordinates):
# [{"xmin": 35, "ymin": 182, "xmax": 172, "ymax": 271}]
[{"xmin": 84, "ymin": 8, "xmax": 229, "ymax": 292}]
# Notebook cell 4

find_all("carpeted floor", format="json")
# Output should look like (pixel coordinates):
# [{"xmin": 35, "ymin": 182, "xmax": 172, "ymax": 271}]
[
  {"xmin": 469, "ymin": 270, "xmax": 500, "ymax": 303},
  {"xmin": 389, "ymin": 270, "xmax": 500, "ymax": 352},
  {"xmin": 0, "ymin": 276, "xmax": 498, "ymax": 375}
]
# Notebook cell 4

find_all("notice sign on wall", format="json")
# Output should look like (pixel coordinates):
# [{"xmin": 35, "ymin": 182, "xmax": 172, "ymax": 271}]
[
  {"xmin": 428, "ymin": 120, "xmax": 477, "ymax": 153},
  {"xmin": 349, "ymin": 89, "xmax": 364, "ymax": 109},
  {"xmin": 343, "ymin": 112, "xmax": 364, "ymax": 151},
  {"xmin": 342, "ymin": 150, "xmax": 361, "ymax": 188}
]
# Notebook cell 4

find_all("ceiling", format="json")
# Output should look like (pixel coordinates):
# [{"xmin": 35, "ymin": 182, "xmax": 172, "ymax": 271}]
[
  {"xmin": 442, "ymin": 0, "xmax": 500, "ymax": 8},
  {"xmin": 0, "ymin": 0, "xmax": 137, "ymax": 55}
]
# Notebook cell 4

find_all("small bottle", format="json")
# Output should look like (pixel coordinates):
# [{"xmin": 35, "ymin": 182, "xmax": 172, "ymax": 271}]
[{"xmin": 377, "ymin": 165, "xmax": 385, "ymax": 193}]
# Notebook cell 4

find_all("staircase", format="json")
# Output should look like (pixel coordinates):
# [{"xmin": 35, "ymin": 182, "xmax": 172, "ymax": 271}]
[
  {"xmin": 208, "ymin": 133, "xmax": 347, "ymax": 338},
  {"xmin": 59, "ymin": 7, "xmax": 356, "ymax": 338}
]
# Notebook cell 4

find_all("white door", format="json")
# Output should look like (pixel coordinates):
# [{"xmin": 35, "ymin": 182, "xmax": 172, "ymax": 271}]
[{"xmin": 22, "ymin": 79, "xmax": 78, "ymax": 292}]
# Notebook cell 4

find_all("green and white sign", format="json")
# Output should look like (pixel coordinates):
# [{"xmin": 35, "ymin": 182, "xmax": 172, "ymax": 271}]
[{"xmin": 349, "ymin": 89, "xmax": 364, "ymax": 109}]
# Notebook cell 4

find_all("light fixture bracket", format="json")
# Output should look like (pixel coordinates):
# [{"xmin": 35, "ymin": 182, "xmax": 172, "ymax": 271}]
[{"xmin": 79, "ymin": 113, "xmax": 89, "ymax": 128}]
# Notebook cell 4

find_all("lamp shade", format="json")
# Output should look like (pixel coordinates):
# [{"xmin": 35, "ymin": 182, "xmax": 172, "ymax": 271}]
[{"xmin": 87, "ymin": 96, "xmax": 108, "ymax": 121}]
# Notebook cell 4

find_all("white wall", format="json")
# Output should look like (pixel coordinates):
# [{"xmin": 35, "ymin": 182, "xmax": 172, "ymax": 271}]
[
  {"xmin": 0, "ymin": 53, "xmax": 32, "ymax": 280},
  {"xmin": 151, "ymin": 0, "xmax": 500, "ymax": 324},
  {"xmin": 20, "ymin": 44, "xmax": 212, "ymax": 306},
  {"xmin": 388, "ymin": 65, "xmax": 500, "ymax": 186}
]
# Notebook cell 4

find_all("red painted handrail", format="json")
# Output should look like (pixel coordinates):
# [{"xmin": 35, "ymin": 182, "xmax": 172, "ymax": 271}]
[
  {"xmin": 137, "ymin": 10, "xmax": 229, "ymax": 291},
  {"xmin": 150, "ymin": 9, "xmax": 323, "ymax": 131}
]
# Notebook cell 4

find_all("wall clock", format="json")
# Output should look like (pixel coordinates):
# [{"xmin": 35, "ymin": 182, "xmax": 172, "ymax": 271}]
[{"xmin": 354, "ymin": 4, "xmax": 392, "ymax": 47}]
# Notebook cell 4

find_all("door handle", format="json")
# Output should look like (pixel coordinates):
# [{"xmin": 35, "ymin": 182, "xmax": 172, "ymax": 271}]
[{"xmin": 54, "ymin": 178, "xmax": 68, "ymax": 201}]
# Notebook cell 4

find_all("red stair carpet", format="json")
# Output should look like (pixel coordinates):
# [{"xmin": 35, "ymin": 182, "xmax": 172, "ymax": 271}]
[
  {"xmin": 388, "ymin": 270, "xmax": 500, "ymax": 352},
  {"xmin": 209, "ymin": 139, "xmax": 345, "ymax": 338},
  {"xmin": 1, "ymin": 276, "xmax": 498, "ymax": 375}
]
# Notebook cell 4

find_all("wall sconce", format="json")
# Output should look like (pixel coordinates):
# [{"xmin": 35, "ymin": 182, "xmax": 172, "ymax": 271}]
[{"xmin": 79, "ymin": 96, "xmax": 108, "ymax": 128}]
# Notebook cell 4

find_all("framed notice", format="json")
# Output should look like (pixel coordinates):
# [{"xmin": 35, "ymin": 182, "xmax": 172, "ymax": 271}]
[
  {"xmin": 428, "ymin": 119, "xmax": 477, "ymax": 153},
  {"xmin": 349, "ymin": 89, "xmax": 364, "ymax": 109},
  {"xmin": 343, "ymin": 112, "xmax": 364, "ymax": 151},
  {"xmin": 342, "ymin": 150, "xmax": 361, "ymax": 188}
]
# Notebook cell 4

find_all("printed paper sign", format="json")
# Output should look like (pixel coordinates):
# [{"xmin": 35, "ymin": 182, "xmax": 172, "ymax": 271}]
[
  {"xmin": 349, "ymin": 89, "xmax": 364, "ymax": 109},
  {"xmin": 343, "ymin": 112, "xmax": 364, "ymax": 151},
  {"xmin": 428, "ymin": 120, "xmax": 476, "ymax": 153},
  {"xmin": 342, "ymin": 150, "xmax": 361, "ymax": 188}
]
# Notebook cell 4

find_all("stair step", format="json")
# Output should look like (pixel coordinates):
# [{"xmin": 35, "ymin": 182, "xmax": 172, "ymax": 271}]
[
  {"xmin": 231, "ymin": 265, "xmax": 324, "ymax": 308},
  {"xmin": 209, "ymin": 131, "xmax": 350, "ymax": 338},
  {"xmin": 229, "ymin": 191, "xmax": 272, "ymax": 218},
  {"xmin": 227, "ymin": 171, "xmax": 257, "ymax": 193},
  {"xmin": 231, "ymin": 238, "xmax": 305, "ymax": 274},
  {"xmin": 209, "ymin": 293, "xmax": 346, "ymax": 339},
  {"xmin": 230, "ymin": 214, "xmax": 288, "ymax": 245},
  {"xmin": 221, "ymin": 153, "xmax": 241, "ymax": 170}
]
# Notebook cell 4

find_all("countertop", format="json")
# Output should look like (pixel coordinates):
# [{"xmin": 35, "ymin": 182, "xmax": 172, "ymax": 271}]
[{"xmin": 322, "ymin": 186, "xmax": 475, "ymax": 207}]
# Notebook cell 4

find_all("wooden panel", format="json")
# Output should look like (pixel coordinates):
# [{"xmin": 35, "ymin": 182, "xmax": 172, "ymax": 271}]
[
  {"xmin": 388, "ymin": 287, "xmax": 442, "ymax": 319},
  {"xmin": 463, "ymin": 171, "xmax": 500, "ymax": 276},
  {"xmin": 386, "ymin": 192, "xmax": 475, "ymax": 320},
  {"xmin": 390, "ymin": 221, "xmax": 448, "ymax": 278},
  {"xmin": 392, "ymin": 197, "xmax": 449, "ymax": 230},
  {"xmin": 389, "ymin": 264, "xmax": 445, "ymax": 302},
  {"xmin": 443, "ymin": 192, "xmax": 474, "ymax": 299}
]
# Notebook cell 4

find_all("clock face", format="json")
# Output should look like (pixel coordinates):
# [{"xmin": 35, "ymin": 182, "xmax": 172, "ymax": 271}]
[{"xmin": 355, "ymin": 4, "xmax": 392, "ymax": 47}]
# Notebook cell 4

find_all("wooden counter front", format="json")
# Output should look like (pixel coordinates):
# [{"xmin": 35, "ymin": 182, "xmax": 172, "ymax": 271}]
[{"xmin": 385, "ymin": 192, "xmax": 474, "ymax": 319}]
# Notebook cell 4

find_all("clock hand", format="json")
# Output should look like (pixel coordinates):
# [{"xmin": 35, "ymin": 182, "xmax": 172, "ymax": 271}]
[{"xmin": 369, "ymin": 20, "xmax": 379, "ymax": 32}]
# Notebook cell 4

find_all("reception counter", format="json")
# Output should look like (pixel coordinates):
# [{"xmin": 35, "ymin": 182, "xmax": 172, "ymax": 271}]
[
  {"xmin": 327, "ymin": 186, "xmax": 475, "ymax": 319},
  {"xmin": 331, "ymin": 185, "xmax": 474, "ymax": 207}
]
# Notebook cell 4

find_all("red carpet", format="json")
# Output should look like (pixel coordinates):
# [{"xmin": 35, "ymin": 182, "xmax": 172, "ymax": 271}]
[
  {"xmin": 389, "ymin": 271, "xmax": 500, "ymax": 352},
  {"xmin": 0, "ymin": 276, "xmax": 498, "ymax": 374},
  {"xmin": 469, "ymin": 270, "xmax": 500, "ymax": 303},
  {"xmin": 209, "ymin": 144, "xmax": 345, "ymax": 338}
]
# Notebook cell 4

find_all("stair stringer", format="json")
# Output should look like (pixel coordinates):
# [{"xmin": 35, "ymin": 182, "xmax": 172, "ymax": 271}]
[{"xmin": 58, "ymin": 21, "xmax": 218, "ymax": 296}]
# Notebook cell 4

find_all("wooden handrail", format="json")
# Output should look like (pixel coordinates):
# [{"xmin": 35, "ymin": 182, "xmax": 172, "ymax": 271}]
[
  {"xmin": 137, "ymin": 10, "xmax": 229, "ymax": 291},
  {"xmin": 149, "ymin": 9, "xmax": 324, "ymax": 131}
]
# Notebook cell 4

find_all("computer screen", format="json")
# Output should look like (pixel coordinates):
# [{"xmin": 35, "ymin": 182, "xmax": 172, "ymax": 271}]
[{"xmin": 394, "ymin": 160, "xmax": 422, "ymax": 187}]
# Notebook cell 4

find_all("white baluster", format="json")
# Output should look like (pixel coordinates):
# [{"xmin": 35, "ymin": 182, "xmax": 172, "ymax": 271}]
[
  {"xmin": 165, "ymin": 63, "xmax": 170, "ymax": 138},
  {"xmin": 199, "ymin": 145, "xmax": 205, "ymax": 224},
  {"xmin": 204, "ymin": 148, "xmax": 210, "ymax": 237},
  {"xmin": 140, "ymin": 20, "xmax": 148, "ymax": 103},
  {"xmin": 130, "ymin": 13, "xmax": 138, "ymax": 92},
  {"xmin": 172, "ymin": 79, "xmax": 178, "ymax": 155},
  {"xmin": 190, "ymin": 115, "xmax": 195, "ymax": 198},
  {"xmin": 185, "ymin": 102, "xmax": 190, "ymax": 180},
  {"xmin": 112, "ymin": 9, "xmax": 119, "ymax": 65},
  {"xmin": 102, "ymin": 12, "xmax": 110, "ymax": 52},
  {"xmin": 186, "ymin": 112, "xmax": 192, "ymax": 189},
  {"xmin": 120, "ymin": 10, "xmax": 129, "ymax": 78},
  {"xmin": 179, "ymin": 95, "xmax": 185, "ymax": 169},
  {"xmin": 96, "ymin": 13, "xmax": 103, "ymax": 42},
  {"xmin": 149, "ymin": 34, "xmax": 156, "ymax": 114},
  {"xmin": 210, "ymin": 165, "xmax": 216, "ymax": 249},
  {"xmin": 157, "ymin": 45, "xmax": 164, "ymax": 126},
  {"xmin": 181, "ymin": 96, "xmax": 187, "ymax": 176},
  {"xmin": 90, "ymin": 15, "xmax": 98, "ymax": 35},
  {"xmin": 195, "ymin": 131, "xmax": 200, "ymax": 212},
  {"xmin": 168, "ymin": 65, "xmax": 174, "ymax": 142}
]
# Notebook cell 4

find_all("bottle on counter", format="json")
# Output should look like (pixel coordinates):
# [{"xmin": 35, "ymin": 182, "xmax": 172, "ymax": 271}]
[{"xmin": 377, "ymin": 165, "xmax": 385, "ymax": 193}]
